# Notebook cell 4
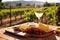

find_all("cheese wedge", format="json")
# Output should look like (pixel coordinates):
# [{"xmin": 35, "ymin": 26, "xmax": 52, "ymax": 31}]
[{"xmin": 37, "ymin": 23, "xmax": 51, "ymax": 31}]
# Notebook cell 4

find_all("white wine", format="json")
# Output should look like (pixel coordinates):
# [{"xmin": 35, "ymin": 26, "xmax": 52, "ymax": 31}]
[
  {"xmin": 35, "ymin": 12, "xmax": 43, "ymax": 23},
  {"xmin": 35, "ymin": 12, "xmax": 43, "ymax": 19}
]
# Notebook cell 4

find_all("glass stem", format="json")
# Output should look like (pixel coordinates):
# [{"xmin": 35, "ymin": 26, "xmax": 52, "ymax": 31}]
[{"xmin": 38, "ymin": 17, "xmax": 40, "ymax": 23}]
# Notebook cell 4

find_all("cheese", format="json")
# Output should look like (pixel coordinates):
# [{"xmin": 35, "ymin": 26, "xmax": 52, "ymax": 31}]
[
  {"xmin": 38, "ymin": 23, "xmax": 51, "ymax": 31},
  {"xmin": 18, "ymin": 24, "xmax": 29, "ymax": 31}
]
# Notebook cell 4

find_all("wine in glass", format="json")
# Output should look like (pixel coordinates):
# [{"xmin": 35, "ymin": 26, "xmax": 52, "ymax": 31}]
[
  {"xmin": 35, "ymin": 12, "xmax": 43, "ymax": 22},
  {"xmin": 34, "ymin": 3, "xmax": 44, "ymax": 23}
]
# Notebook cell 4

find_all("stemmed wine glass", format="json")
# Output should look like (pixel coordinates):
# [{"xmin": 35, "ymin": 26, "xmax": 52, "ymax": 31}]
[
  {"xmin": 35, "ymin": 12, "xmax": 43, "ymax": 22},
  {"xmin": 34, "ymin": 3, "xmax": 44, "ymax": 23}
]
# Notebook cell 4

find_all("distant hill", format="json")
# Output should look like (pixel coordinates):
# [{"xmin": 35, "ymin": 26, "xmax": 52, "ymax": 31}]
[
  {"xmin": 4, "ymin": 1, "xmax": 60, "ymax": 6},
  {"xmin": 4, "ymin": 1, "xmax": 45, "ymax": 5}
]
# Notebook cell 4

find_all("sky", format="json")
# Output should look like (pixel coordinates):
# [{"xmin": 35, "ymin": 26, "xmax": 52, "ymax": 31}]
[{"xmin": 2, "ymin": 0, "xmax": 60, "ymax": 3}]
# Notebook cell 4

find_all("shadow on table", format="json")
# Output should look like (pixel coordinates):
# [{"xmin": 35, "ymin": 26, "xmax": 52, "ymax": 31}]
[
  {"xmin": 56, "ymin": 33, "xmax": 60, "ymax": 37},
  {"xmin": 43, "ymin": 34, "xmax": 57, "ymax": 40},
  {"xmin": 4, "ymin": 32, "xmax": 57, "ymax": 40}
]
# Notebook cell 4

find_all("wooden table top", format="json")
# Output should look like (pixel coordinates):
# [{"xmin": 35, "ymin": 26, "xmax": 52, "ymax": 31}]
[{"xmin": 0, "ymin": 23, "xmax": 60, "ymax": 40}]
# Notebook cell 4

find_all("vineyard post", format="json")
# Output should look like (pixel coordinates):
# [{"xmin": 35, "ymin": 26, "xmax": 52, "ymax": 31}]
[
  {"xmin": 0, "ymin": 15, "xmax": 2, "ymax": 26},
  {"xmin": 10, "ymin": 4, "xmax": 12, "ymax": 26}
]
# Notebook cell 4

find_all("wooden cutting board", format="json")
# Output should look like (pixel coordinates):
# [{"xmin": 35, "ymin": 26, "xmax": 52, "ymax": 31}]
[{"xmin": 5, "ymin": 26, "xmax": 54, "ymax": 38}]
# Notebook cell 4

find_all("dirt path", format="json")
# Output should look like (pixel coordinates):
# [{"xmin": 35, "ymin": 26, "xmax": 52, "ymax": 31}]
[
  {"xmin": 0, "ymin": 15, "xmax": 26, "ymax": 28},
  {"xmin": 2, "ymin": 15, "xmax": 25, "ymax": 24}
]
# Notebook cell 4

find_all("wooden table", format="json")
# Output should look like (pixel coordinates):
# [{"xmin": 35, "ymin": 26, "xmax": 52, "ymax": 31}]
[{"xmin": 0, "ymin": 23, "xmax": 60, "ymax": 40}]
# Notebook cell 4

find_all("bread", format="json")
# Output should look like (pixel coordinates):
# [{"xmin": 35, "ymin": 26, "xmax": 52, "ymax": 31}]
[
  {"xmin": 18, "ymin": 24, "xmax": 29, "ymax": 31},
  {"xmin": 31, "ymin": 31, "xmax": 53, "ymax": 37},
  {"xmin": 55, "ymin": 28, "xmax": 60, "ymax": 34}
]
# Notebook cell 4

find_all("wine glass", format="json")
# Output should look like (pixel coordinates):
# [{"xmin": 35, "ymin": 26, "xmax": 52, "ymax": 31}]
[
  {"xmin": 35, "ymin": 12, "xmax": 43, "ymax": 22},
  {"xmin": 34, "ymin": 3, "xmax": 44, "ymax": 23}
]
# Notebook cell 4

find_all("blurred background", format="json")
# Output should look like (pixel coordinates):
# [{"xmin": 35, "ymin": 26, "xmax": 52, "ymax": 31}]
[{"xmin": 0, "ymin": 0, "xmax": 60, "ymax": 28}]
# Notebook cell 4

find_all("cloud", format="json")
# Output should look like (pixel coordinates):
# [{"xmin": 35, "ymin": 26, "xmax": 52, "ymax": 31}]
[
  {"xmin": 2, "ymin": 0, "xmax": 19, "ymax": 2},
  {"xmin": 2, "ymin": 0, "xmax": 60, "ymax": 3},
  {"xmin": 47, "ymin": 0, "xmax": 60, "ymax": 3}
]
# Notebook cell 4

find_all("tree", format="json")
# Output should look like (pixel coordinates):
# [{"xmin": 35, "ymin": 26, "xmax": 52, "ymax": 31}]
[
  {"xmin": 0, "ymin": 0, "xmax": 2, "ymax": 2},
  {"xmin": 17, "ymin": 3, "xmax": 22, "ymax": 6},
  {"xmin": 0, "ymin": 2, "xmax": 4, "ymax": 25},
  {"xmin": 56, "ymin": 6, "xmax": 60, "ymax": 26},
  {"xmin": 0, "ymin": 2, "xmax": 4, "ymax": 10},
  {"xmin": 44, "ymin": 1, "xmax": 51, "ymax": 7}
]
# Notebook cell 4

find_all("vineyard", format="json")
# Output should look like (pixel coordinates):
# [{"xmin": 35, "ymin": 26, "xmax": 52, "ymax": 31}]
[
  {"xmin": 0, "ymin": 6, "xmax": 60, "ymax": 27},
  {"xmin": 1, "ymin": 1, "xmax": 60, "ymax": 40}
]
